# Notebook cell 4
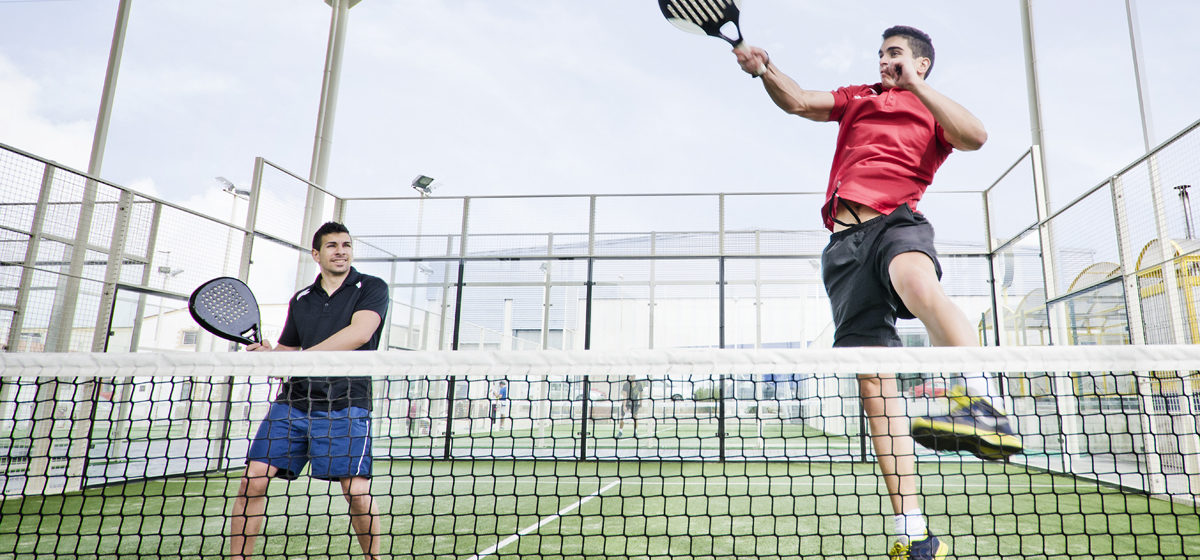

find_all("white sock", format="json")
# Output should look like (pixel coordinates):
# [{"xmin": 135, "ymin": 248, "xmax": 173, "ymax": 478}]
[{"xmin": 894, "ymin": 509, "xmax": 927, "ymax": 543}]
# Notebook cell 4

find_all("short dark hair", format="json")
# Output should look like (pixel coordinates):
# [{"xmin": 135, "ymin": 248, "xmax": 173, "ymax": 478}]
[
  {"xmin": 312, "ymin": 221, "xmax": 350, "ymax": 250},
  {"xmin": 883, "ymin": 25, "xmax": 935, "ymax": 79}
]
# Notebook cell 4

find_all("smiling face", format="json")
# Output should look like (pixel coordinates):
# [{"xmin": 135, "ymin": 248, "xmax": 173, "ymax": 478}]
[
  {"xmin": 878, "ymin": 35, "xmax": 930, "ymax": 88},
  {"xmin": 312, "ymin": 231, "xmax": 353, "ymax": 277}
]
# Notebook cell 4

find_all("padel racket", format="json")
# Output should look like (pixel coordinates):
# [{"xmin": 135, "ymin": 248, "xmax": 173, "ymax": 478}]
[
  {"xmin": 659, "ymin": 0, "xmax": 764, "ymax": 74},
  {"xmin": 189, "ymin": 276, "xmax": 262, "ymax": 346}
]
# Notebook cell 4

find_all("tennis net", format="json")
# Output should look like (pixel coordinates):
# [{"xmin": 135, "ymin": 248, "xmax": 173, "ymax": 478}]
[{"xmin": 1, "ymin": 345, "xmax": 1199, "ymax": 559}]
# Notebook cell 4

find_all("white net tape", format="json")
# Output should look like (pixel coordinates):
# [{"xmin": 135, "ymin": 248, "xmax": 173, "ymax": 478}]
[{"xmin": 3, "ymin": 344, "xmax": 1198, "ymax": 378}]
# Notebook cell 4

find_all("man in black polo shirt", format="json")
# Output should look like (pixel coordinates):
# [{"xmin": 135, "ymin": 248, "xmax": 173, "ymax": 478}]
[{"xmin": 229, "ymin": 221, "xmax": 389, "ymax": 560}]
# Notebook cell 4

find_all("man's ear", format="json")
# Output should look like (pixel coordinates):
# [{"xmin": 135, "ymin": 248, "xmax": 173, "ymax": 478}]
[
  {"xmin": 311, "ymin": 248, "xmax": 320, "ymax": 262},
  {"xmin": 917, "ymin": 57, "xmax": 931, "ymax": 77}
]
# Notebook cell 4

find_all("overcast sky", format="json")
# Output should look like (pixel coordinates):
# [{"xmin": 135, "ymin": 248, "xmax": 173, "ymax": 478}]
[{"xmin": 1, "ymin": 0, "xmax": 1198, "ymax": 228}]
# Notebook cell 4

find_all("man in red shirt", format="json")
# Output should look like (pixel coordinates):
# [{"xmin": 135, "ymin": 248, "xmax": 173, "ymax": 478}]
[{"xmin": 734, "ymin": 26, "xmax": 1022, "ymax": 560}]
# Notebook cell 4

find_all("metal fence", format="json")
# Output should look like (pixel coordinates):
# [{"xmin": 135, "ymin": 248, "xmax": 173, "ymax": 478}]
[{"xmin": 1, "ymin": 117, "xmax": 1199, "ymax": 501}]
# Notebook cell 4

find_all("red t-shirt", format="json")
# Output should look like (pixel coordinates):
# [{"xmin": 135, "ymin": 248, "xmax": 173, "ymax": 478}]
[{"xmin": 820, "ymin": 83, "xmax": 953, "ymax": 231}]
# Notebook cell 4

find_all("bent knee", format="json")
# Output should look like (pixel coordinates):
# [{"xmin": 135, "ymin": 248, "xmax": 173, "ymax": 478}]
[{"xmin": 889, "ymin": 253, "xmax": 943, "ymax": 307}]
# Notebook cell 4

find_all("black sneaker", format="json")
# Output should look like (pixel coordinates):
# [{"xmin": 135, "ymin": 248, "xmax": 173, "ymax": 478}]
[
  {"xmin": 911, "ymin": 387, "xmax": 1023, "ymax": 461},
  {"xmin": 889, "ymin": 533, "xmax": 949, "ymax": 560}
]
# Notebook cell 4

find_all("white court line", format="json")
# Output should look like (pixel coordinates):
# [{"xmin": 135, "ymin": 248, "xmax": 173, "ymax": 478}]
[
  {"xmin": 391, "ymin": 476, "xmax": 1089, "ymax": 490},
  {"xmin": 466, "ymin": 478, "xmax": 622, "ymax": 560}
]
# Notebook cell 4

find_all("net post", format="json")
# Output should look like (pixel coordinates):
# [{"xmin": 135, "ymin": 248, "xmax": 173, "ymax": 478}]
[
  {"xmin": 442, "ymin": 376, "xmax": 457, "ymax": 460},
  {"xmin": 858, "ymin": 401, "xmax": 869, "ymax": 463},
  {"xmin": 718, "ymin": 256, "xmax": 727, "ymax": 460},
  {"xmin": 718, "ymin": 256, "xmax": 726, "ymax": 349},
  {"xmin": 577, "ymin": 258, "xmax": 596, "ymax": 459},
  {"xmin": 444, "ymin": 264, "xmax": 465, "ymax": 462},
  {"xmin": 579, "ymin": 376, "xmax": 592, "ymax": 460},
  {"xmin": 718, "ymin": 374, "xmax": 727, "ymax": 461},
  {"xmin": 584, "ymin": 259, "xmax": 594, "ymax": 350}
]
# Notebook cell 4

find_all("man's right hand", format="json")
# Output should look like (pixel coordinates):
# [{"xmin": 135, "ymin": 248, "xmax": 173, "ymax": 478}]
[
  {"xmin": 734, "ymin": 45, "xmax": 769, "ymax": 77},
  {"xmin": 246, "ymin": 340, "xmax": 274, "ymax": 352}
]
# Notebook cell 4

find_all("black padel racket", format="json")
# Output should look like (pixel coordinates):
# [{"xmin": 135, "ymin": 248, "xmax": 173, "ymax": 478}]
[
  {"xmin": 659, "ymin": 0, "xmax": 764, "ymax": 74},
  {"xmin": 189, "ymin": 276, "xmax": 262, "ymax": 346}
]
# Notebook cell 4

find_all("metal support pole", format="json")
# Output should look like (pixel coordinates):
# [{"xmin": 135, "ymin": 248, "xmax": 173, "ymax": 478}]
[
  {"xmin": 1124, "ymin": 0, "xmax": 1155, "ymax": 151},
  {"xmin": 49, "ymin": 0, "xmax": 132, "ymax": 352},
  {"xmin": 299, "ymin": 0, "xmax": 361, "ymax": 290},
  {"xmin": 1020, "ymin": 0, "xmax": 1048, "ymax": 161},
  {"xmin": 241, "ymin": 158, "xmax": 267, "ymax": 281},
  {"xmin": 7, "ymin": 164, "xmax": 54, "ymax": 353},
  {"xmin": 92, "ymin": 190, "xmax": 134, "ymax": 352},
  {"xmin": 718, "ymin": 256, "xmax": 726, "ymax": 349},
  {"xmin": 648, "ymin": 234, "xmax": 657, "ymax": 349}
]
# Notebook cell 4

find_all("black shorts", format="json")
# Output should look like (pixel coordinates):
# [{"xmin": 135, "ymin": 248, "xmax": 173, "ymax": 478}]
[{"xmin": 820, "ymin": 204, "xmax": 942, "ymax": 348}]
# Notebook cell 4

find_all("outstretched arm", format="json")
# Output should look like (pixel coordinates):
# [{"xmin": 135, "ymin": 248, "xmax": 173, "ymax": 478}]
[
  {"xmin": 889, "ymin": 58, "xmax": 987, "ymax": 151},
  {"xmin": 735, "ymin": 46, "xmax": 835, "ymax": 122}
]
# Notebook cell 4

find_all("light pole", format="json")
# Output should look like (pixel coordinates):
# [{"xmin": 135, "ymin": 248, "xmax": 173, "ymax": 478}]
[
  {"xmin": 299, "ymin": 0, "xmax": 367, "ymax": 291},
  {"xmin": 408, "ymin": 176, "xmax": 435, "ymax": 349},
  {"xmin": 217, "ymin": 177, "xmax": 251, "ymax": 276},
  {"xmin": 153, "ymin": 251, "xmax": 184, "ymax": 349}
]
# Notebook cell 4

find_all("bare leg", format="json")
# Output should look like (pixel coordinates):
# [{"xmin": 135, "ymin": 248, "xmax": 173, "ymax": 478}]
[
  {"xmin": 229, "ymin": 460, "xmax": 277, "ymax": 560},
  {"xmin": 859, "ymin": 373, "xmax": 919, "ymax": 517},
  {"xmin": 340, "ymin": 476, "xmax": 382, "ymax": 559},
  {"xmin": 888, "ymin": 252, "xmax": 975, "ymax": 348},
  {"xmin": 891, "ymin": 250, "xmax": 1004, "ymax": 404}
]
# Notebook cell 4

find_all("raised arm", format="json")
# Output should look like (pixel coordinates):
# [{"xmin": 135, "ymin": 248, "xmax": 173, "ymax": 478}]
[
  {"xmin": 889, "ymin": 58, "xmax": 987, "ymax": 151},
  {"xmin": 735, "ymin": 46, "xmax": 835, "ymax": 122}
]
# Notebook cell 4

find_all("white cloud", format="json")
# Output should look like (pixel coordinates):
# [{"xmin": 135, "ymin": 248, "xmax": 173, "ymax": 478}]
[{"xmin": 0, "ymin": 54, "xmax": 92, "ymax": 169}]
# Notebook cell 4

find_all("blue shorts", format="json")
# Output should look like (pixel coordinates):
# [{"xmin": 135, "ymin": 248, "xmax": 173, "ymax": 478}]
[{"xmin": 246, "ymin": 402, "xmax": 372, "ymax": 481}]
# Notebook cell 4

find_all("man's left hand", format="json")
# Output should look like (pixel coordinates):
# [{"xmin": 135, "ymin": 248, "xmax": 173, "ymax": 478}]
[{"xmin": 890, "ymin": 59, "xmax": 924, "ymax": 91}]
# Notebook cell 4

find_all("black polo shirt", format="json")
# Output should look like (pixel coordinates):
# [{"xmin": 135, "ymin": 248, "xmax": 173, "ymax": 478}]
[{"xmin": 276, "ymin": 267, "xmax": 389, "ymax": 411}]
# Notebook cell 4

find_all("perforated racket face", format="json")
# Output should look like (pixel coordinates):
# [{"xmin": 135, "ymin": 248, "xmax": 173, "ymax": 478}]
[
  {"xmin": 189, "ymin": 277, "xmax": 261, "ymax": 345},
  {"xmin": 659, "ymin": 0, "xmax": 745, "ymax": 47}
]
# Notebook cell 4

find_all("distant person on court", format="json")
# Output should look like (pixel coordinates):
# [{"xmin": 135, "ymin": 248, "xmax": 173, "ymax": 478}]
[
  {"xmin": 616, "ymin": 375, "xmax": 644, "ymax": 437},
  {"xmin": 734, "ymin": 26, "xmax": 1022, "ymax": 560},
  {"xmin": 229, "ymin": 221, "xmax": 389, "ymax": 560},
  {"xmin": 489, "ymin": 380, "xmax": 509, "ymax": 430}
]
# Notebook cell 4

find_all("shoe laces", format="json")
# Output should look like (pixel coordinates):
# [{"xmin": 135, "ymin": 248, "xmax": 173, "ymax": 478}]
[{"xmin": 888, "ymin": 540, "xmax": 910, "ymax": 559}]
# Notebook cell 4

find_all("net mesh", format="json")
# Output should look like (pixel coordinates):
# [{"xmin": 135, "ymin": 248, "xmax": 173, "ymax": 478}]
[{"xmin": 2, "ymin": 346, "xmax": 1199, "ymax": 559}]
